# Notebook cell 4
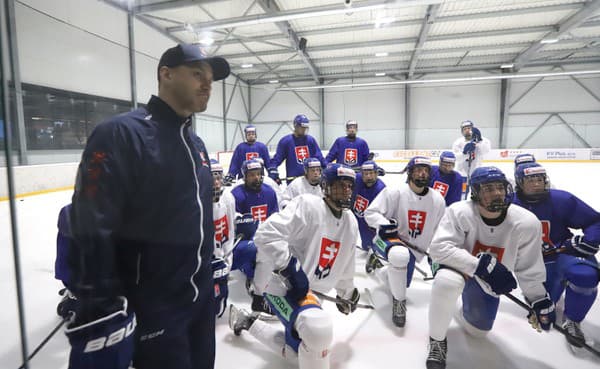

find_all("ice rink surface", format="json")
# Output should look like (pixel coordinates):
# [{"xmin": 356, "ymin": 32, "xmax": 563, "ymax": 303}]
[{"xmin": 1, "ymin": 161, "xmax": 599, "ymax": 369}]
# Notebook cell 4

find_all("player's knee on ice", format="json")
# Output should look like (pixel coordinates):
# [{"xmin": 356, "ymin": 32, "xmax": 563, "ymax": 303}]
[{"xmin": 295, "ymin": 308, "xmax": 333, "ymax": 359}]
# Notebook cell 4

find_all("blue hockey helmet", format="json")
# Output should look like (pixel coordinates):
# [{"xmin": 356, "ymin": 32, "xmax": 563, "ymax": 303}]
[
  {"xmin": 293, "ymin": 114, "xmax": 310, "ymax": 128},
  {"xmin": 241, "ymin": 158, "xmax": 263, "ymax": 177},
  {"xmin": 514, "ymin": 162, "xmax": 549, "ymax": 203},
  {"xmin": 321, "ymin": 163, "xmax": 356, "ymax": 210},
  {"xmin": 439, "ymin": 151, "xmax": 456, "ymax": 165},
  {"xmin": 402, "ymin": 156, "xmax": 432, "ymax": 187},
  {"xmin": 360, "ymin": 160, "xmax": 378, "ymax": 172},
  {"xmin": 244, "ymin": 124, "xmax": 257, "ymax": 141},
  {"xmin": 345, "ymin": 120, "xmax": 358, "ymax": 129},
  {"xmin": 470, "ymin": 166, "xmax": 513, "ymax": 212},
  {"xmin": 303, "ymin": 157, "xmax": 322, "ymax": 172},
  {"xmin": 360, "ymin": 160, "xmax": 379, "ymax": 186},
  {"xmin": 514, "ymin": 153, "xmax": 536, "ymax": 167},
  {"xmin": 210, "ymin": 158, "xmax": 223, "ymax": 174}
]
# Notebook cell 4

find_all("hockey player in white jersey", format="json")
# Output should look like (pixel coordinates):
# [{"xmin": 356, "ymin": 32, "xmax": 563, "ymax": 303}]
[
  {"xmin": 426, "ymin": 166, "xmax": 555, "ymax": 369},
  {"xmin": 228, "ymin": 163, "xmax": 360, "ymax": 369},
  {"xmin": 364, "ymin": 156, "xmax": 446, "ymax": 327},
  {"xmin": 452, "ymin": 120, "xmax": 491, "ymax": 178},
  {"xmin": 210, "ymin": 159, "xmax": 236, "ymax": 317},
  {"xmin": 281, "ymin": 157, "xmax": 323, "ymax": 208}
]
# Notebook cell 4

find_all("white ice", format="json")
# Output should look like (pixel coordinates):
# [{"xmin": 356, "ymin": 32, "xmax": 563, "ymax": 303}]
[{"xmin": 1, "ymin": 161, "xmax": 599, "ymax": 369}]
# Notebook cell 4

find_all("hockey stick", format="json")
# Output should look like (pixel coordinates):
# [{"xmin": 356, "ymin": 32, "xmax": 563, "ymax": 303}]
[
  {"xmin": 415, "ymin": 264, "xmax": 434, "ymax": 281},
  {"xmin": 313, "ymin": 290, "xmax": 375, "ymax": 310},
  {"xmin": 463, "ymin": 156, "xmax": 473, "ymax": 200},
  {"xmin": 17, "ymin": 317, "xmax": 68, "ymax": 369},
  {"xmin": 504, "ymin": 293, "xmax": 600, "ymax": 358}
]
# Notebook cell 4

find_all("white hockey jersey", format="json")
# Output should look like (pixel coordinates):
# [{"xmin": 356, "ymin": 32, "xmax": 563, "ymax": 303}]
[
  {"xmin": 452, "ymin": 136, "xmax": 491, "ymax": 177},
  {"xmin": 429, "ymin": 200, "xmax": 547, "ymax": 301},
  {"xmin": 281, "ymin": 176, "xmax": 322, "ymax": 208},
  {"xmin": 212, "ymin": 191, "xmax": 237, "ymax": 266},
  {"xmin": 364, "ymin": 185, "xmax": 446, "ymax": 261},
  {"xmin": 254, "ymin": 194, "xmax": 358, "ymax": 297}
]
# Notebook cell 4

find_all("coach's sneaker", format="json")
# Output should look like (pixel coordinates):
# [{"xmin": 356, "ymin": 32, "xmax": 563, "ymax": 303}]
[
  {"xmin": 229, "ymin": 305, "xmax": 258, "ymax": 336},
  {"xmin": 563, "ymin": 318, "xmax": 585, "ymax": 348},
  {"xmin": 251, "ymin": 293, "xmax": 275, "ymax": 316},
  {"xmin": 426, "ymin": 337, "xmax": 447, "ymax": 369},
  {"xmin": 365, "ymin": 252, "xmax": 383, "ymax": 274},
  {"xmin": 392, "ymin": 298, "xmax": 407, "ymax": 327}
]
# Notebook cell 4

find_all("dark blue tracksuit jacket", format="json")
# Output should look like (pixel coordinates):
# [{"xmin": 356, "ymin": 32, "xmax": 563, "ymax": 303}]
[{"xmin": 69, "ymin": 95, "xmax": 215, "ymax": 314}]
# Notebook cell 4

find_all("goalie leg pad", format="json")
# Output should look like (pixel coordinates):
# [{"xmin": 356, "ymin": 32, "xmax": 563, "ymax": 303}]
[
  {"xmin": 232, "ymin": 240, "xmax": 257, "ymax": 279},
  {"xmin": 461, "ymin": 278, "xmax": 500, "ymax": 332}
]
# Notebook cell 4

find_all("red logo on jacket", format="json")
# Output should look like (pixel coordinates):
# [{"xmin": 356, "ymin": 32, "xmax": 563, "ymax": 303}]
[
  {"xmin": 432, "ymin": 181, "xmax": 449, "ymax": 197},
  {"xmin": 245, "ymin": 152, "xmax": 259, "ymax": 161},
  {"xmin": 353, "ymin": 195, "xmax": 369, "ymax": 216},
  {"xmin": 251, "ymin": 205, "xmax": 268, "ymax": 222},
  {"xmin": 472, "ymin": 241, "xmax": 505, "ymax": 262},
  {"xmin": 213, "ymin": 215, "xmax": 230, "ymax": 248}
]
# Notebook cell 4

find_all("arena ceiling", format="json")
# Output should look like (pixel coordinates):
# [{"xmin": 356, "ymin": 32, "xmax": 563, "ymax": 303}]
[{"xmin": 107, "ymin": 0, "xmax": 600, "ymax": 85}]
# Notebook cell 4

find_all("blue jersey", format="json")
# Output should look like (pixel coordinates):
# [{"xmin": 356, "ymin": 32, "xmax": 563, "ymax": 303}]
[
  {"xmin": 352, "ymin": 174, "xmax": 386, "ymax": 250},
  {"xmin": 271, "ymin": 134, "xmax": 325, "ymax": 178},
  {"xmin": 513, "ymin": 189, "xmax": 600, "ymax": 255},
  {"xmin": 325, "ymin": 136, "xmax": 370, "ymax": 168},
  {"xmin": 429, "ymin": 165, "xmax": 463, "ymax": 206},
  {"xmin": 228, "ymin": 141, "xmax": 272, "ymax": 179},
  {"xmin": 231, "ymin": 184, "xmax": 280, "ymax": 222}
]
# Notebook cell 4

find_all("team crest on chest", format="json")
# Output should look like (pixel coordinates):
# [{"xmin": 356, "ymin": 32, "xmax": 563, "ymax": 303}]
[
  {"xmin": 251, "ymin": 205, "xmax": 268, "ymax": 222},
  {"xmin": 245, "ymin": 152, "xmax": 259, "ymax": 161},
  {"xmin": 314, "ymin": 237, "xmax": 341, "ymax": 280},
  {"xmin": 353, "ymin": 195, "xmax": 369, "ymax": 216},
  {"xmin": 295, "ymin": 146, "xmax": 309, "ymax": 164},
  {"xmin": 432, "ymin": 181, "xmax": 449, "ymax": 197},
  {"xmin": 213, "ymin": 215, "xmax": 230, "ymax": 248},
  {"xmin": 472, "ymin": 241, "xmax": 505, "ymax": 262},
  {"xmin": 344, "ymin": 148, "xmax": 358, "ymax": 165},
  {"xmin": 407, "ymin": 210, "xmax": 427, "ymax": 238}
]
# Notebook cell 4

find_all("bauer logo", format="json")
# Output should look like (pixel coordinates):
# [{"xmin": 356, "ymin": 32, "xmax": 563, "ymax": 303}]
[{"xmin": 84, "ymin": 316, "xmax": 137, "ymax": 352}]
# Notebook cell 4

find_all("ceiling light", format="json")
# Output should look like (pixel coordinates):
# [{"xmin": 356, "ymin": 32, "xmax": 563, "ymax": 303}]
[
  {"xmin": 375, "ymin": 52, "xmax": 388, "ymax": 57},
  {"xmin": 374, "ymin": 17, "xmax": 395, "ymax": 29},
  {"xmin": 199, "ymin": 36, "xmax": 214, "ymax": 46},
  {"xmin": 540, "ymin": 38, "xmax": 559, "ymax": 44},
  {"xmin": 241, "ymin": 63, "xmax": 254, "ymax": 68},
  {"xmin": 375, "ymin": 72, "xmax": 386, "ymax": 76},
  {"xmin": 500, "ymin": 63, "xmax": 514, "ymax": 69},
  {"xmin": 185, "ymin": 23, "xmax": 194, "ymax": 32},
  {"xmin": 269, "ymin": 80, "xmax": 279, "ymax": 84}
]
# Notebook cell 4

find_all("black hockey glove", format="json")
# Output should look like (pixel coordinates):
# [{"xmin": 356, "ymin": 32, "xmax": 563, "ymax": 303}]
[
  {"xmin": 563, "ymin": 235, "xmax": 599, "ymax": 257},
  {"xmin": 473, "ymin": 253, "xmax": 517, "ymax": 296},
  {"xmin": 65, "ymin": 296, "xmax": 135, "ymax": 369},
  {"xmin": 276, "ymin": 256, "xmax": 309, "ymax": 302},
  {"xmin": 336, "ymin": 288, "xmax": 360, "ymax": 315},
  {"xmin": 57, "ymin": 288, "xmax": 77, "ymax": 320},
  {"xmin": 223, "ymin": 174, "xmax": 235, "ymax": 187},
  {"xmin": 212, "ymin": 257, "xmax": 229, "ymax": 317},
  {"xmin": 527, "ymin": 294, "xmax": 556, "ymax": 332}
]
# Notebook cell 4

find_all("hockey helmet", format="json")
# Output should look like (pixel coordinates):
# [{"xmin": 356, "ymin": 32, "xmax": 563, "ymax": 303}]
[{"xmin": 470, "ymin": 166, "xmax": 513, "ymax": 212}]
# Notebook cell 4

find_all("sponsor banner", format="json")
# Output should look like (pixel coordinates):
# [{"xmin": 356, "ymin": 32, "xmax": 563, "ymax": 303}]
[
  {"xmin": 591, "ymin": 149, "xmax": 600, "ymax": 160},
  {"xmin": 370, "ymin": 149, "xmax": 598, "ymax": 162}
]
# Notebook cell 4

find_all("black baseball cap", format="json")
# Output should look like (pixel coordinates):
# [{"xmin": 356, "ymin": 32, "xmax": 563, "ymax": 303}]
[{"xmin": 158, "ymin": 44, "xmax": 230, "ymax": 81}]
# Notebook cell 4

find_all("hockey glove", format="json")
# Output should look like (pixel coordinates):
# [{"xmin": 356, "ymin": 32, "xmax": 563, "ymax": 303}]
[
  {"xmin": 267, "ymin": 167, "xmax": 282, "ymax": 185},
  {"xmin": 378, "ymin": 219, "xmax": 399, "ymax": 240},
  {"xmin": 373, "ymin": 220, "xmax": 406, "ymax": 259},
  {"xmin": 336, "ymin": 288, "xmax": 360, "ymax": 315},
  {"xmin": 377, "ymin": 167, "xmax": 386, "ymax": 177},
  {"xmin": 65, "ymin": 296, "xmax": 135, "ymax": 369},
  {"xmin": 212, "ymin": 257, "xmax": 229, "ymax": 317},
  {"xmin": 471, "ymin": 127, "xmax": 482, "ymax": 143},
  {"xmin": 563, "ymin": 235, "xmax": 599, "ymax": 257},
  {"xmin": 223, "ymin": 174, "xmax": 235, "ymax": 187},
  {"xmin": 275, "ymin": 256, "xmax": 309, "ymax": 302},
  {"xmin": 235, "ymin": 213, "xmax": 259, "ymax": 241},
  {"xmin": 473, "ymin": 253, "xmax": 517, "ymax": 296},
  {"xmin": 463, "ymin": 141, "xmax": 476, "ymax": 155},
  {"xmin": 527, "ymin": 294, "xmax": 556, "ymax": 332},
  {"xmin": 57, "ymin": 288, "xmax": 77, "ymax": 320}
]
